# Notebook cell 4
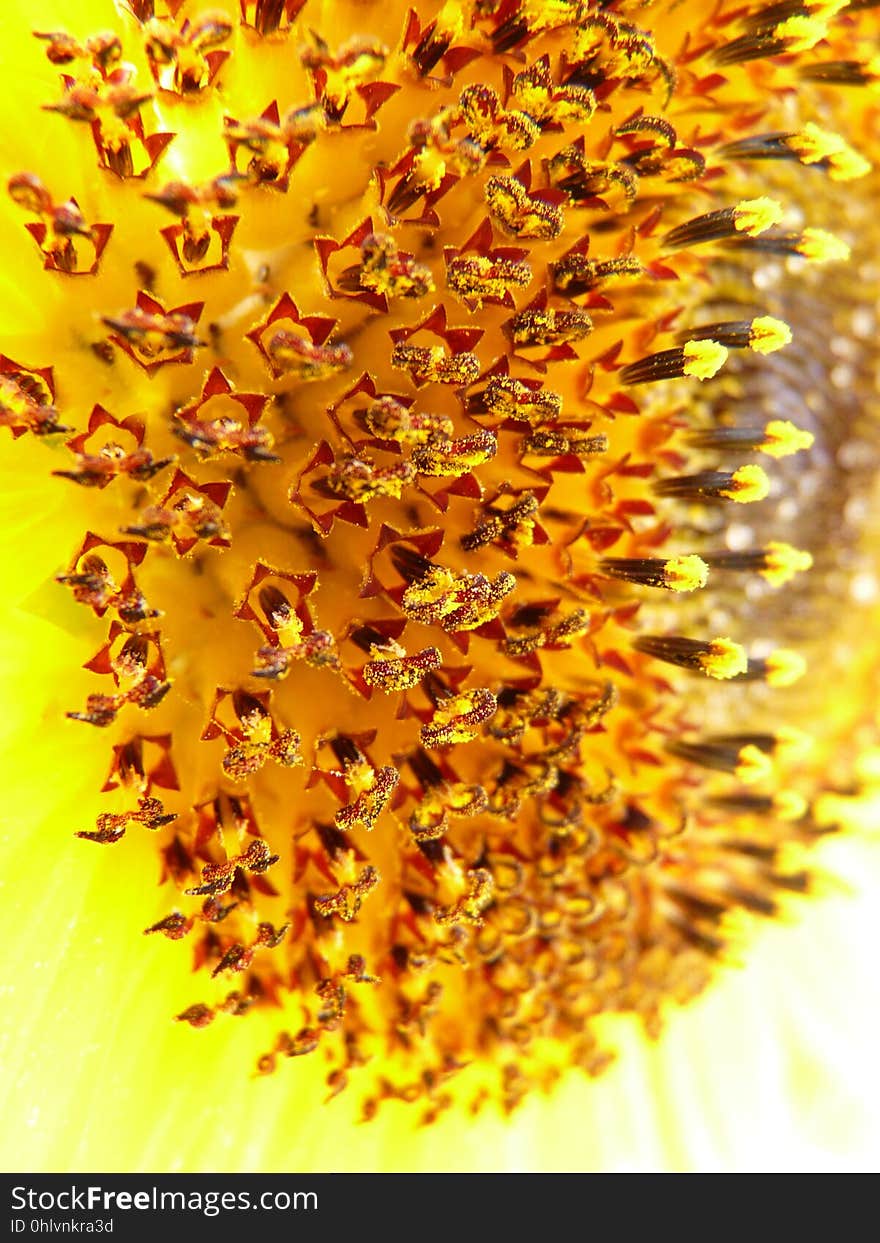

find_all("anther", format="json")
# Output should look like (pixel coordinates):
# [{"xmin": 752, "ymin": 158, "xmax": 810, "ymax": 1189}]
[
  {"xmin": 708, "ymin": 791, "xmax": 809, "ymax": 821},
  {"xmin": 599, "ymin": 555, "xmax": 709, "ymax": 592},
  {"xmin": 703, "ymin": 543, "xmax": 813, "ymax": 586},
  {"xmin": 723, "ymin": 227, "xmax": 850, "ymax": 263},
  {"xmin": 620, "ymin": 340, "xmax": 728, "ymax": 385},
  {"xmin": 663, "ymin": 198, "xmax": 783, "ymax": 250},
  {"xmin": 475, "ymin": 376, "xmax": 562, "ymax": 425},
  {"xmin": 685, "ymin": 421, "xmax": 813, "ymax": 458},
  {"xmin": 721, "ymin": 124, "xmax": 870, "ymax": 181},
  {"xmin": 712, "ymin": 14, "xmax": 835, "ymax": 66},
  {"xmin": 667, "ymin": 737, "xmax": 775, "ymax": 784},
  {"xmin": 503, "ymin": 308, "xmax": 593, "ymax": 349},
  {"xmin": 678, "ymin": 317, "xmax": 792, "ymax": 355},
  {"xmin": 632, "ymin": 635, "xmax": 748, "ymax": 679},
  {"xmin": 551, "ymin": 254, "xmax": 643, "ymax": 296},
  {"xmin": 391, "ymin": 343, "xmax": 480, "ymax": 387},
  {"xmin": 800, "ymin": 56, "xmax": 880, "ymax": 85},
  {"xmin": 653, "ymin": 465, "xmax": 770, "ymax": 503},
  {"xmin": 457, "ymin": 84, "xmax": 539, "ymax": 152},
  {"xmin": 362, "ymin": 644, "xmax": 442, "ymax": 693},
  {"xmin": 351, "ymin": 232, "xmax": 434, "ymax": 300},
  {"xmin": 410, "ymin": 2, "xmax": 465, "ymax": 75},
  {"xmin": 485, "ymin": 176, "xmax": 563, "ymax": 240},
  {"xmin": 267, "ymin": 331, "xmax": 353, "ymax": 380},
  {"xmin": 522, "ymin": 429, "xmax": 608, "ymax": 457},
  {"xmin": 739, "ymin": 649, "xmax": 808, "ymax": 687},
  {"xmin": 421, "ymin": 688, "xmax": 497, "ymax": 748},
  {"xmin": 362, "ymin": 397, "xmax": 453, "ymax": 445},
  {"xmin": 412, "ymin": 430, "xmax": 496, "ymax": 477},
  {"xmin": 446, "ymin": 255, "xmax": 533, "ymax": 307}
]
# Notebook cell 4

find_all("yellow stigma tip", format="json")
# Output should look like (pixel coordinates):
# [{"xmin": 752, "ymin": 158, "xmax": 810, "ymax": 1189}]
[
  {"xmin": 682, "ymin": 339, "xmax": 728, "ymax": 380},
  {"xmin": 722, "ymin": 465, "xmax": 770, "ymax": 504},
  {"xmin": 796, "ymin": 228, "xmax": 851, "ymax": 263},
  {"xmin": 855, "ymin": 748, "xmax": 880, "ymax": 783},
  {"xmin": 699, "ymin": 638, "xmax": 748, "ymax": 680},
  {"xmin": 772, "ymin": 791, "xmax": 809, "ymax": 821},
  {"xmin": 776, "ymin": 15, "xmax": 830, "ymax": 53},
  {"xmin": 787, "ymin": 123, "xmax": 870, "ymax": 181},
  {"xmin": 749, "ymin": 318, "xmax": 792, "ymax": 356},
  {"xmin": 760, "ymin": 421, "xmax": 814, "ymax": 458},
  {"xmin": 775, "ymin": 726, "xmax": 814, "ymax": 761},
  {"xmin": 828, "ymin": 149, "xmax": 872, "ymax": 182},
  {"xmin": 788, "ymin": 123, "xmax": 842, "ymax": 165},
  {"xmin": 734, "ymin": 744, "xmax": 774, "ymax": 785},
  {"xmin": 733, "ymin": 197, "xmax": 783, "ymax": 237},
  {"xmin": 765, "ymin": 649, "xmax": 808, "ymax": 688},
  {"xmin": 761, "ymin": 542, "xmax": 814, "ymax": 586},
  {"xmin": 663, "ymin": 555, "xmax": 709, "ymax": 592}
]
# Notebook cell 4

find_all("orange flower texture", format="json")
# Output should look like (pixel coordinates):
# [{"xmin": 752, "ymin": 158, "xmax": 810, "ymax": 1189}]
[{"xmin": 2, "ymin": 0, "xmax": 880, "ymax": 1172}]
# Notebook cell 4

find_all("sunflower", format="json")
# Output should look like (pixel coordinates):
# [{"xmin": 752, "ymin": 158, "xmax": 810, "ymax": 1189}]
[{"xmin": 2, "ymin": 0, "xmax": 880, "ymax": 1173}]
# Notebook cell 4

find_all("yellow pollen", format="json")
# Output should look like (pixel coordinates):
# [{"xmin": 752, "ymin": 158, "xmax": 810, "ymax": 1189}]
[
  {"xmin": 682, "ymin": 339, "xmax": 728, "ymax": 380},
  {"xmin": 775, "ymin": 727, "xmax": 814, "ymax": 762},
  {"xmin": 765, "ymin": 650, "xmax": 808, "ymax": 688},
  {"xmin": 760, "ymin": 543, "xmax": 814, "ymax": 587},
  {"xmin": 855, "ymin": 748, "xmax": 880, "ymax": 783},
  {"xmin": 776, "ymin": 16, "xmax": 831, "ymax": 53},
  {"xmin": 663, "ymin": 555, "xmax": 709, "ymax": 592},
  {"xmin": 734, "ymin": 744, "xmax": 774, "ymax": 785},
  {"xmin": 787, "ymin": 123, "xmax": 845, "ymax": 165},
  {"xmin": 733, "ymin": 197, "xmax": 784, "ymax": 236},
  {"xmin": 698, "ymin": 638, "xmax": 748, "ymax": 680},
  {"xmin": 787, "ymin": 123, "xmax": 870, "ymax": 182},
  {"xmin": 721, "ymin": 465, "xmax": 771, "ymax": 503},
  {"xmin": 748, "ymin": 317, "xmax": 792, "ymax": 356},
  {"xmin": 759, "ymin": 421, "xmax": 815, "ymax": 458},
  {"xmin": 796, "ymin": 228, "xmax": 851, "ymax": 263},
  {"xmin": 810, "ymin": 0, "xmax": 850, "ymax": 14},
  {"xmin": 772, "ymin": 791, "xmax": 810, "ymax": 822},
  {"xmin": 827, "ymin": 148, "xmax": 872, "ymax": 182}
]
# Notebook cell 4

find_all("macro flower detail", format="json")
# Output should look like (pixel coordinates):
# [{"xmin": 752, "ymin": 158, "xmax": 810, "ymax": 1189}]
[{"xmin": 4, "ymin": 0, "xmax": 880, "ymax": 1129}]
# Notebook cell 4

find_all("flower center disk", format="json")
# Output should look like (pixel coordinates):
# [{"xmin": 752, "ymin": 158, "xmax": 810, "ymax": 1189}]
[{"xmin": 6, "ymin": 0, "xmax": 880, "ymax": 1119}]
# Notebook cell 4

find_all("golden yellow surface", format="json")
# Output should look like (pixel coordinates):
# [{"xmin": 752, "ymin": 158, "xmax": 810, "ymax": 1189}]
[{"xmin": 1, "ymin": 0, "xmax": 880, "ymax": 1173}]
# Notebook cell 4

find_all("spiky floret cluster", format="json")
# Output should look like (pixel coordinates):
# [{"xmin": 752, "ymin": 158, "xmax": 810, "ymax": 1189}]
[{"xmin": 4, "ymin": 0, "xmax": 880, "ymax": 1117}]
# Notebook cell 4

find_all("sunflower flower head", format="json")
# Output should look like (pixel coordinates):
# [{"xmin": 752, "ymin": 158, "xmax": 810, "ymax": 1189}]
[{"xmin": 3, "ymin": 0, "xmax": 880, "ymax": 1129}]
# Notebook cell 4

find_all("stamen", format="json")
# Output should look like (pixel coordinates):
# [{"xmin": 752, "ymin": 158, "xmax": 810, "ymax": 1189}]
[
  {"xmin": 704, "ymin": 543, "xmax": 814, "ymax": 586},
  {"xmin": 446, "ymin": 254, "xmax": 532, "ymax": 306},
  {"xmin": 412, "ymin": 430, "xmax": 497, "ymax": 477},
  {"xmin": 667, "ymin": 738, "xmax": 775, "ymax": 783},
  {"xmin": 485, "ymin": 175, "xmax": 563, "ymax": 240},
  {"xmin": 663, "ymin": 198, "xmax": 783, "ymax": 250},
  {"xmin": 599, "ymin": 555, "xmax": 709, "ymax": 592},
  {"xmin": 521, "ymin": 429, "xmax": 608, "ymax": 457},
  {"xmin": 632, "ymin": 635, "xmax": 748, "ymax": 679},
  {"xmin": 800, "ymin": 55, "xmax": 880, "ymax": 85},
  {"xmin": 708, "ymin": 791, "xmax": 809, "ymax": 821},
  {"xmin": 551, "ymin": 254, "xmax": 643, "ymax": 296},
  {"xmin": 620, "ymin": 340, "xmax": 728, "ymax": 385},
  {"xmin": 685, "ymin": 420, "xmax": 814, "ymax": 458},
  {"xmin": 476, "ymin": 376, "xmax": 562, "ymax": 425},
  {"xmin": 653, "ymin": 465, "xmax": 770, "ymax": 503},
  {"xmin": 723, "ymin": 227, "xmax": 850, "ymax": 262},
  {"xmin": 721, "ymin": 124, "xmax": 870, "ymax": 180},
  {"xmin": 740, "ymin": 649, "xmax": 808, "ymax": 687},
  {"xmin": 713, "ymin": 13, "xmax": 835, "ymax": 66},
  {"xmin": 503, "ymin": 307, "xmax": 593, "ymax": 349},
  {"xmin": 679, "ymin": 317, "xmax": 792, "ymax": 355}
]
